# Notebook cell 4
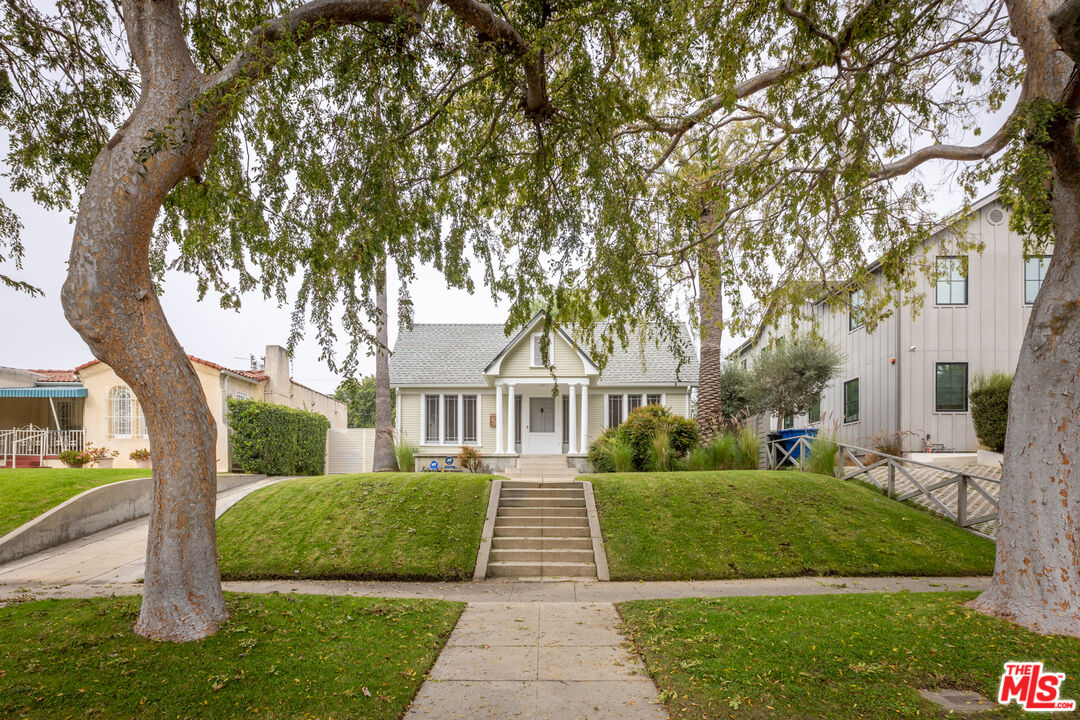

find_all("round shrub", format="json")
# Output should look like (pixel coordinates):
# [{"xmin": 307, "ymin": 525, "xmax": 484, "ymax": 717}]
[
  {"xmin": 588, "ymin": 427, "xmax": 619, "ymax": 473},
  {"xmin": 620, "ymin": 405, "xmax": 700, "ymax": 470},
  {"xmin": 969, "ymin": 372, "xmax": 1011, "ymax": 452}
]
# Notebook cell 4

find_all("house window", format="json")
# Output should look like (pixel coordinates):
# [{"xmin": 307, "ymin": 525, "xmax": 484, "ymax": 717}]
[
  {"xmin": 424, "ymin": 395, "xmax": 440, "ymax": 443},
  {"xmin": 108, "ymin": 386, "xmax": 135, "ymax": 438},
  {"xmin": 935, "ymin": 256, "xmax": 968, "ymax": 305},
  {"xmin": 1024, "ymin": 255, "xmax": 1051, "ymax": 304},
  {"xmin": 808, "ymin": 396, "xmax": 821, "ymax": 424},
  {"xmin": 936, "ymin": 363, "xmax": 968, "ymax": 412},
  {"xmin": 444, "ymin": 395, "xmax": 458, "ymax": 443},
  {"xmin": 233, "ymin": 390, "xmax": 250, "ymax": 400},
  {"xmin": 462, "ymin": 395, "xmax": 478, "ymax": 444},
  {"xmin": 628, "ymin": 394, "xmax": 643, "ymax": 414},
  {"xmin": 849, "ymin": 289, "xmax": 864, "ymax": 331},
  {"xmin": 514, "ymin": 395, "xmax": 522, "ymax": 448},
  {"xmin": 607, "ymin": 395, "xmax": 624, "ymax": 428},
  {"xmin": 562, "ymin": 394, "xmax": 570, "ymax": 447},
  {"xmin": 646, "ymin": 393, "xmax": 662, "ymax": 406},
  {"xmin": 843, "ymin": 379, "xmax": 859, "ymax": 423},
  {"xmin": 530, "ymin": 333, "xmax": 547, "ymax": 367},
  {"xmin": 783, "ymin": 413, "xmax": 794, "ymax": 430}
]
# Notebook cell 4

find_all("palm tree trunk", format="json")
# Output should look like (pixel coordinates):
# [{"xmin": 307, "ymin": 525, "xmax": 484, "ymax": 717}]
[
  {"xmin": 696, "ymin": 206, "xmax": 726, "ymax": 439},
  {"xmin": 372, "ymin": 255, "xmax": 398, "ymax": 471}
]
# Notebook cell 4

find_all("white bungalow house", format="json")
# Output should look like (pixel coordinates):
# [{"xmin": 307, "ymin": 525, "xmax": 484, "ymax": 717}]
[{"xmin": 389, "ymin": 313, "xmax": 699, "ymax": 472}]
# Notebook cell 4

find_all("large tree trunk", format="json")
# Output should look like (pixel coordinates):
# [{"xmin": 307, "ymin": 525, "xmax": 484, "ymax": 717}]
[
  {"xmin": 61, "ymin": 0, "xmax": 226, "ymax": 642},
  {"xmin": 696, "ymin": 207, "xmax": 726, "ymax": 439},
  {"xmin": 372, "ymin": 256, "xmax": 398, "ymax": 471},
  {"xmin": 971, "ymin": 0, "xmax": 1080, "ymax": 637}
]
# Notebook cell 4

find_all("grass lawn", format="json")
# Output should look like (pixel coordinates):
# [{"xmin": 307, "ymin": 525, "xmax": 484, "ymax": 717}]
[
  {"xmin": 217, "ymin": 473, "xmax": 494, "ymax": 581},
  {"xmin": 587, "ymin": 471, "xmax": 995, "ymax": 580},
  {"xmin": 0, "ymin": 468, "xmax": 153, "ymax": 537},
  {"xmin": 0, "ymin": 593, "xmax": 461, "ymax": 720},
  {"xmin": 619, "ymin": 592, "xmax": 1080, "ymax": 719}
]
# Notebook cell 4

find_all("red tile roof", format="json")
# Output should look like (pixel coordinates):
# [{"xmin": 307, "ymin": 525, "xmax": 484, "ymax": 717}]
[
  {"xmin": 29, "ymin": 369, "xmax": 79, "ymax": 383},
  {"xmin": 74, "ymin": 356, "xmax": 268, "ymax": 382}
]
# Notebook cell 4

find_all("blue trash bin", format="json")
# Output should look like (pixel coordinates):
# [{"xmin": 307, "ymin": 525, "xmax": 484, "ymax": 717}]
[{"xmin": 776, "ymin": 428, "xmax": 819, "ymax": 465}]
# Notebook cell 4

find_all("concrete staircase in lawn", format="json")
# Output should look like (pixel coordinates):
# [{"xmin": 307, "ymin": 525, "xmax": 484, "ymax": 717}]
[
  {"xmin": 487, "ymin": 480, "xmax": 597, "ymax": 578},
  {"xmin": 501, "ymin": 454, "xmax": 581, "ymax": 479}
]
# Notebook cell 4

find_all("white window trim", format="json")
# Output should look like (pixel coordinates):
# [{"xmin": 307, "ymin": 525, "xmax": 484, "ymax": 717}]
[{"xmin": 530, "ymin": 332, "xmax": 547, "ymax": 367}]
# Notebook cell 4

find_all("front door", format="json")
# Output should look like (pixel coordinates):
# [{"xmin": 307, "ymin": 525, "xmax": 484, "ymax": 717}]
[{"xmin": 525, "ymin": 397, "xmax": 559, "ymax": 454}]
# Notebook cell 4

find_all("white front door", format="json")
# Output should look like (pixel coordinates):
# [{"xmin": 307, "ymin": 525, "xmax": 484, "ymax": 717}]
[{"xmin": 524, "ymin": 396, "xmax": 560, "ymax": 454}]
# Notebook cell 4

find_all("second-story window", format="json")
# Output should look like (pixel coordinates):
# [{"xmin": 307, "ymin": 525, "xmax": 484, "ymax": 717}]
[
  {"xmin": 849, "ymin": 289, "xmax": 864, "ymax": 331},
  {"xmin": 935, "ymin": 256, "xmax": 968, "ymax": 305},
  {"xmin": 843, "ymin": 379, "xmax": 860, "ymax": 423},
  {"xmin": 1024, "ymin": 255, "xmax": 1051, "ymax": 305}
]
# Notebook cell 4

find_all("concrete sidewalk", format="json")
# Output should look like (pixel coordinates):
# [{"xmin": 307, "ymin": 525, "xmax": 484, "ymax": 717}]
[
  {"xmin": 0, "ymin": 476, "xmax": 285, "ymax": 586},
  {"xmin": 0, "ymin": 575, "xmax": 989, "ymax": 603},
  {"xmin": 404, "ymin": 602, "xmax": 666, "ymax": 720}
]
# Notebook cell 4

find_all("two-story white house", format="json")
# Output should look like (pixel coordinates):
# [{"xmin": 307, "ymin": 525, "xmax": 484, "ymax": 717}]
[
  {"xmin": 731, "ymin": 190, "xmax": 1047, "ymax": 454},
  {"xmin": 389, "ymin": 312, "xmax": 699, "ymax": 471}
]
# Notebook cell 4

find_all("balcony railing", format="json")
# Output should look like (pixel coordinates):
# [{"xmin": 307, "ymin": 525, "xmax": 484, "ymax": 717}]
[{"xmin": 0, "ymin": 426, "xmax": 86, "ymax": 468}]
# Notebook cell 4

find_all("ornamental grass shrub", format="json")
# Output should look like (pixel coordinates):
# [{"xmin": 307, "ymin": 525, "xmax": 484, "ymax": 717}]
[
  {"xmin": 587, "ymin": 406, "xmax": 700, "ymax": 472},
  {"xmin": 394, "ymin": 440, "xmax": 418, "ymax": 471},
  {"xmin": 227, "ymin": 399, "xmax": 330, "ymax": 476},
  {"xmin": 806, "ymin": 434, "xmax": 839, "ymax": 477},
  {"xmin": 969, "ymin": 372, "xmax": 1011, "ymax": 452}
]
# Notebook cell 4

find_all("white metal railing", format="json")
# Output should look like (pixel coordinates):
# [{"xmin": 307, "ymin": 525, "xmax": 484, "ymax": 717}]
[
  {"xmin": 0, "ymin": 426, "xmax": 86, "ymax": 468},
  {"xmin": 766, "ymin": 435, "xmax": 1001, "ymax": 536}
]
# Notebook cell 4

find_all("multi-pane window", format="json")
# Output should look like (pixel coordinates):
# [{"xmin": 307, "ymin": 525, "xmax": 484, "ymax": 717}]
[
  {"xmin": 107, "ymin": 387, "xmax": 148, "ymax": 438},
  {"xmin": 530, "ymin": 333, "xmax": 547, "ymax": 366},
  {"xmin": 562, "ymin": 395, "xmax": 570, "ymax": 447},
  {"xmin": 935, "ymin": 363, "xmax": 968, "ymax": 412},
  {"xmin": 444, "ymin": 395, "xmax": 458, "ymax": 443},
  {"xmin": 1024, "ymin": 255, "xmax": 1051, "ymax": 304},
  {"xmin": 783, "ymin": 413, "xmax": 794, "ymax": 430},
  {"xmin": 424, "ymin": 395, "xmax": 440, "ymax": 443},
  {"xmin": 843, "ymin": 379, "xmax": 860, "ymax": 423},
  {"xmin": 808, "ymin": 396, "xmax": 821, "ymax": 424},
  {"xmin": 935, "ymin": 256, "xmax": 968, "ymax": 305},
  {"xmin": 628, "ymin": 394, "xmax": 643, "ymax": 414},
  {"xmin": 462, "ymin": 395, "xmax": 478, "ymax": 444},
  {"xmin": 849, "ymin": 289, "xmax": 864, "ymax": 331},
  {"xmin": 607, "ymin": 395, "xmax": 624, "ymax": 428},
  {"xmin": 646, "ymin": 393, "xmax": 662, "ymax": 406}
]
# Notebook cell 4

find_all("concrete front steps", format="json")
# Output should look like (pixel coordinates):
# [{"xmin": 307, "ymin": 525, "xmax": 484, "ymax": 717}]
[
  {"xmin": 501, "ymin": 454, "xmax": 581, "ymax": 479},
  {"xmin": 487, "ymin": 481, "xmax": 597, "ymax": 578}
]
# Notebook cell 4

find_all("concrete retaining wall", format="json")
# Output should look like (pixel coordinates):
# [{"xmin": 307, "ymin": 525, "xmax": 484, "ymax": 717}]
[{"xmin": 0, "ymin": 473, "xmax": 262, "ymax": 565}]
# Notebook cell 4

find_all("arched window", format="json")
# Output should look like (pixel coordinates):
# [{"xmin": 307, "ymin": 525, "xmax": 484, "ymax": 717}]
[{"xmin": 108, "ymin": 387, "xmax": 134, "ymax": 438}]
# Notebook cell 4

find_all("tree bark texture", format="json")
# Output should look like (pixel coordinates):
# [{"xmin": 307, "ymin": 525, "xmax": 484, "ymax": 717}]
[
  {"xmin": 696, "ymin": 207, "xmax": 726, "ymax": 439},
  {"xmin": 971, "ymin": 0, "xmax": 1080, "ymax": 637},
  {"xmin": 61, "ymin": 0, "xmax": 227, "ymax": 641},
  {"xmin": 373, "ymin": 256, "xmax": 398, "ymax": 471}
]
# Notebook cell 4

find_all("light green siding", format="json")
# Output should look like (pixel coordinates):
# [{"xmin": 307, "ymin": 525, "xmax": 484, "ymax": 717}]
[{"xmin": 498, "ymin": 332, "xmax": 585, "ymax": 377}]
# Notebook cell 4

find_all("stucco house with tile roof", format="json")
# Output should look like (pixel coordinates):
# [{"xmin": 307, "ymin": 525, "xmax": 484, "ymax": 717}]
[
  {"xmin": 390, "ymin": 312, "xmax": 699, "ymax": 471},
  {"xmin": 1, "ymin": 345, "xmax": 345, "ymax": 471}
]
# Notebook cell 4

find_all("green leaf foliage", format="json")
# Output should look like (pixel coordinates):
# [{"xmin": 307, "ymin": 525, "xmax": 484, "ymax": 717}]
[
  {"xmin": 970, "ymin": 372, "xmax": 1011, "ymax": 452},
  {"xmin": 226, "ymin": 398, "xmax": 330, "ymax": 475},
  {"xmin": 588, "ymin": 405, "xmax": 699, "ymax": 472},
  {"xmin": 747, "ymin": 336, "xmax": 842, "ymax": 421},
  {"xmin": 334, "ymin": 376, "xmax": 395, "ymax": 428}
]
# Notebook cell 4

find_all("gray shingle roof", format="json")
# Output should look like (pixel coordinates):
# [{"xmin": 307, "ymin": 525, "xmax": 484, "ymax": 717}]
[{"xmin": 389, "ymin": 321, "xmax": 698, "ymax": 386}]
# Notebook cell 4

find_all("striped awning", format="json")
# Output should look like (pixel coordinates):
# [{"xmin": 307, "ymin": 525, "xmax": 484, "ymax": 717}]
[{"xmin": 0, "ymin": 387, "xmax": 88, "ymax": 398}]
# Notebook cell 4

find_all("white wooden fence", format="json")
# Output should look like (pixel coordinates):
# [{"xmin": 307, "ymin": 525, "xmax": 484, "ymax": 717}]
[
  {"xmin": 767, "ymin": 435, "xmax": 1001, "ymax": 537},
  {"xmin": 325, "ymin": 428, "xmax": 376, "ymax": 474}
]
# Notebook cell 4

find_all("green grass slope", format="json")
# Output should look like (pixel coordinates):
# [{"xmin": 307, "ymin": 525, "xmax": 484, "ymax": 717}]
[
  {"xmin": 587, "ymin": 470, "xmax": 995, "ymax": 580},
  {"xmin": 0, "ymin": 468, "xmax": 152, "ymax": 536},
  {"xmin": 0, "ymin": 593, "xmax": 461, "ymax": 720},
  {"xmin": 620, "ymin": 592, "xmax": 1080, "ymax": 719},
  {"xmin": 217, "ymin": 473, "xmax": 493, "ymax": 580}
]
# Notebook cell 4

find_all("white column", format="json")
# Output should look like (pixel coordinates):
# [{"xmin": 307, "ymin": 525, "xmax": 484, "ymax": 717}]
[
  {"xmin": 580, "ymin": 385, "xmax": 589, "ymax": 451},
  {"xmin": 438, "ymin": 394, "xmax": 445, "ymax": 445},
  {"xmin": 456, "ymin": 393, "xmax": 463, "ymax": 446},
  {"xmin": 495, "ymin": 385, "xmax": 504, "ymax": 454},
  {"xmin": 396, "ymin": 390, "xmax": 403, "ymax": 438},
  {"xmin": 622, "ymin": 393, "xmax": 629, "ymax": 424},
  {"xmin": 420, "ymin": 394, "xmax": 427, "ymax": 444},
  {"xmin": 507, "ymin": 384, "xmax": 516, "ymax": 453},
  {"xmin": 569, "ymin": 384, "xmax": 578, "ymax": 455}
]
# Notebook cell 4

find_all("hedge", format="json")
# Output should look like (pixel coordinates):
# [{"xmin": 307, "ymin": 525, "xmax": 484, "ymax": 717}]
[
  {"xmin": 969, "ymin": 372, "xmax": 1011, "ymax": 452},
  {"xmin": 227, "ymin": 399, "xmax": 331, "ymax": 475}
]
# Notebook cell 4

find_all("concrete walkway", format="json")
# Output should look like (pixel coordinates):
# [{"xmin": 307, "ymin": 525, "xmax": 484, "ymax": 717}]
[
  {"xmin": 0, "ymin": 475, "xmax": 286, "ymax": 586},
  {"xmin": 404, "ymin": 601, "xmax": 666, "ymax": 720}
]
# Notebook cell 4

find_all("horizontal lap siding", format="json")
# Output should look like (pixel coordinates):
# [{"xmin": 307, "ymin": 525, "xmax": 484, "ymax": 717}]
[{"xmin": 499, "ymin": 333, "xmax": 585, "ymax": 377}]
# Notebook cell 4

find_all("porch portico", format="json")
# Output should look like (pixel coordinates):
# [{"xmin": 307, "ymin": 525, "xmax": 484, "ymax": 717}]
[{"xmin": 493, "ymin": 378, "xmax": 589, "ymax": 456}]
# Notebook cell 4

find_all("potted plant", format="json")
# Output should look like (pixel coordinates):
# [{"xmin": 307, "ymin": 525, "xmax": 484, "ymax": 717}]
[
  {"xmin": 129, "ymin": 448, "xmax": 151, "ymax": 469},
  {"xmin": 84, "ymin": 442, "xmax": 120, "ymax": 468},
  {"xmin": 58, "ymin": 449, "xmax": 91, "ymax": 468}
]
